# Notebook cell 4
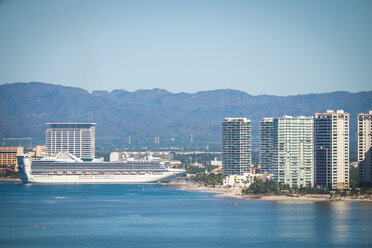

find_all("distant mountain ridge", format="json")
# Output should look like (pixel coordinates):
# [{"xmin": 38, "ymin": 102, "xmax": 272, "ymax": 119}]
[{"xmin": 0, "ymin": 82, "xmax": 371, "ymax": 154}]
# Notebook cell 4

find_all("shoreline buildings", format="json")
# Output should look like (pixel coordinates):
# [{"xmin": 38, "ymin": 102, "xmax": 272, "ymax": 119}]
[
  {"xmin": 0, "ymin": 146, "xmax": 24, "ymax": 171},
  {"xmin": 314, "ymin": 110, "xmax": 349, "ymax": 190},
  {"xmin": 260, "ymin": 116, "xmax": 314, "ymax": 187},
  {"xmin": 222, "ymin": 118, "xmax": 252, "ymax": 175},
  {"xmin": 46, "ymin": 123, "xmax": 96, "ymax": 160},
  {"xmin": 258, "ymin": 110, "xmax": 350, "ymax": 189},
  {"xmin": 358, "ymin": 111, "xmax": 372, "ymax": 184}
]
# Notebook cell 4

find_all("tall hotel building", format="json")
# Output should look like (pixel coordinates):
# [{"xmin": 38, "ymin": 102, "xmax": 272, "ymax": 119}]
[
  {"xmin": 222, "ymin": 118, "xmax": 252, "ymax": 175},
  {"xmin": 46, "ymin": 123, "xmax": 96, "ymax": 160},
  {"xmin": 358, "ymin": 111, "xmax": 372, "ymax": 184},
  {"xmin": 314, "ymin": 110, "xmax": 349, "ymax": 190},
  {"xmin": 260, "ymin": 118, "xmax": 274, "ymax": 175},
  {"xmin": 265, "ymin": 116, "xmax": 314, "ymax": 187}
]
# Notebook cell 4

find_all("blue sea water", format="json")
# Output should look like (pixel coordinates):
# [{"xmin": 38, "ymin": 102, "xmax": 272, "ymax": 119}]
[{"xmin": 0, "ymin": 183, "xmax": 371, "ymax": 248}]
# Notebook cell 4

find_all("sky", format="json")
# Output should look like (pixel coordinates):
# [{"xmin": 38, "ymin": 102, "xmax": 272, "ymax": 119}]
[{"xmin": 0, "ymin": 0, "xmax": 371, "ymax": 95}]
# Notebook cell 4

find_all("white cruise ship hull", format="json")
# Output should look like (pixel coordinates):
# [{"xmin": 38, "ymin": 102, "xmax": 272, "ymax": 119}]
[
  {"xmin": 17, "ymin": 154, "xmax": 185, "ymax": 184},
  {"xmin": 23, "ymin": 171, "xmax": 183, "ymax": 184}
]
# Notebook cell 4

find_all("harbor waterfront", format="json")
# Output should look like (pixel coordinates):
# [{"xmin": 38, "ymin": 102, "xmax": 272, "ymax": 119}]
[{"xmin": 1, "ymin": 183, "xmax": 372, "ymax": 248}]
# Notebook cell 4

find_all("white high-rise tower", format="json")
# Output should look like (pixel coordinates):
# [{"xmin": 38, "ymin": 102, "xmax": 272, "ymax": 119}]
[
  {"xmin": 272, "ymin": 116, "xmax": 314, "ymax": 187},
  {"xmin": 314, "ymin": 110, "xmax": 349, "ymax": 190},
  {"xmin": 46, "ymin": 123, "xmax": 96, "ymax": 160},
  {"xmin": 222, "ymin": 118, "xmax": 252, "ymax": 175}
]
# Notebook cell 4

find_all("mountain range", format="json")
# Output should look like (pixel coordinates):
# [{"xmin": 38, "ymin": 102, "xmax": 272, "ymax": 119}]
[{"xmin": 1, "ymin": 82, "xmax": 371, "ymax": 157}]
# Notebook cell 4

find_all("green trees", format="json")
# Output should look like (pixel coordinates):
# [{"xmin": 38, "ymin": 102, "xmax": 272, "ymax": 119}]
[
  {"xmin": 0, "ymin": 167, "xmax": 19, "ymax": 179},
  {"xmin": 194, "ymin": 173, "xmax": 224, "ymax": 186},
  {"xmin": 349, "ymin": 166, "xmax": 358, "ymax": 189},
  {"xmin": 242, "ymin": 179, "xmax": 292, "ymax": 195},
  {"xmin": 186, "ymin": 166, "xmax": 206, "ymax": 174},
  {"xmin": 242, "ymin": 179, "xmax": 330, "ymax": 195}
]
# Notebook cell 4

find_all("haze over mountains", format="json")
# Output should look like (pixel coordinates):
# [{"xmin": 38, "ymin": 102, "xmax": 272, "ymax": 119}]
[{"xmin": 1, "ymin": 82, "xmax": 371, "ymax": 155}]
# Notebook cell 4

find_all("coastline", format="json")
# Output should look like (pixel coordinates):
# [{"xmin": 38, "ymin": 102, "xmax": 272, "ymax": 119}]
[
  {"xmin": 177, "ymin": 182, "xmax": 372, "ymax": 202},
  {"xmin": 0, "ymin": 178, "xmax": 21, "ymax": 182}
]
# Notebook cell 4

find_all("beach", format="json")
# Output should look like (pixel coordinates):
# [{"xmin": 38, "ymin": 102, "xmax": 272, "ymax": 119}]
[
  {"xmin": 178, "ymin": 182, "xmax": 372, "ymax": 202},
  {"xmin": 0, "ymin": 178, "xmax": 21, "ymax": 182}
]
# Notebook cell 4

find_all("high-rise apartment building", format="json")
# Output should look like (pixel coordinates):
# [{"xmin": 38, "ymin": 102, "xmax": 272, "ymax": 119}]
[
  {"xmin": 314, "ymin": 110, "xmax": 349, "ymax": 190},
  {"xmin": 358, "ymin": 111, "xmax": 372, "ymax": 184},
  {"xmin": 222, "ymin": 118, "xmax": 252, "ymax": 175},
  {"xmin": 260, "ymin": 118, "xmax": 274, "ymax": 174},
  {"xmin": 46, "ymin": 123, "xmax": 96, "ymax": 160},
  {"xmin": 271, "ymin": 116, "xmax": 314, "ymax": 187}
]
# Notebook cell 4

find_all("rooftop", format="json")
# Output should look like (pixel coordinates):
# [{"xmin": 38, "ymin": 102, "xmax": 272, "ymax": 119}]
[
  {"xmin": 261, "ymin": 118, "xmax": 274, "ymax": 122},
  {"xmin": 276, "ymin": 115, "xmax": 313, "ymax": 119},
  {"xmin": 357, "ymin": 110, "xmax": 372, "ymax": 116},
  {"xmin": 224, "ymin": 118, "xmax": 251, "ymax": 123},
  {"xmin": 0, "ymin": 147, "xmax": 23, "ymax": 152},
  {"xmin": 314, "ymin": 110, "xmax": 349, "ymax": 116},
  {"xmin": 46, "ymin": 123, "xmax": 96, "ymax": 125}
]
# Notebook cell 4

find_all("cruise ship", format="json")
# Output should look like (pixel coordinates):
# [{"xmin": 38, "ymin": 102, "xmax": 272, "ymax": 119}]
[{"xmin": 17, "ymin": 152, "xmax": 185, "ymax": 184}]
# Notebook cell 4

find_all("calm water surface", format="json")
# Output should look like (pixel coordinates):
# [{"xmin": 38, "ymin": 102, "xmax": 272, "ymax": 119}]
[{"xmin": 0, "ymin": 183, "xmax": 371, "ymax": 248}]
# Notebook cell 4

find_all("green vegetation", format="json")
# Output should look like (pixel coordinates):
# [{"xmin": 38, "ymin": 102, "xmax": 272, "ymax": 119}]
[
  {"xmin": 184, "ymin": 164, "xmax": 219, "ymax": 174},
  {"xmin": 3, "ymin": 82, "xmax": 370, "ymax": 157},
  {"xmin": 348, "ymin": 166, "xmax": 372, "ymax": 195},
  {"xmin": 350, "ymin": 166, "xmax": 358, "ymax": 189},
  {"xmin": 242, "ymin": 179, "xmax": 291, "ymax": 195},
  {"xmin": 172, "ymin": 153, "xmax": 221, "ymax": 174},
  {"xmin": 173, "ymin": 153, "xmax": 220, "ymax": 166},
  {"xmin": 174, "ymin": 153, "xmax": 223, "ymax": 185},
  {"xmin": 194, "ymin": 173, "xmax": 224, "ymax": 186},
  {"xmin": 242, "ymin": 178, "xmax": 372, "ymax": 196},
  {"xmin": 185, "ymin": 166, "xmax": 206, "ymax": 174},
  {"xmin": 242, "ymin": 179, "xmax": 330, "ymax": 195},
  {"xmin": 355, "ymin": 182, "xmax": 372, "ymax": 195},
  {"xmin": 0, "ymin": 165, "xmax": 19, "ymax": 179},
  {"xmin": 295, "ymin": 186, "xmax": 330, "ymax": 194}
]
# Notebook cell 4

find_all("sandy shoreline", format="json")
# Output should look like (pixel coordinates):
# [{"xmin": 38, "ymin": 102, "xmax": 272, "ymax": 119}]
[
  {"xmin": 0, "ymin": 178, "xmax": 21, "ymax": 182},
  {"xmin": 177, "ymin": 183, "xmax": 372, "ymax": 202}
]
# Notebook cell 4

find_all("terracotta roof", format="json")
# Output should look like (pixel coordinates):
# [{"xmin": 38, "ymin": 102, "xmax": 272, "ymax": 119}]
[{"xmin": 0, "ymin": 147, "xmax": 21, "ymax": 152}]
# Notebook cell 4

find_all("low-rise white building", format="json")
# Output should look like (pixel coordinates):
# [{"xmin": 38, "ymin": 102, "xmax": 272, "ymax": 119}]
[
  {"xmin": 192, "ymin": 162, "xmax": 204, "ymax": 168},
  {"xmin": 170, "ymin": 160, "xmax": 182, "ymax": 167},
  {"xmin": 210, "ymin": 157, "xmax": 222, "ymax": 166},
  {"xmin": 223, "ymin": 172, "xmax": 270, "ymax": 188}
]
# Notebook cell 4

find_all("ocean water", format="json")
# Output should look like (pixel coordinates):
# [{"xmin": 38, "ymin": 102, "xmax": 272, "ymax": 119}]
[{"xmin": 0, "ymin": 183, "xmax": 371, "ymax": 248}]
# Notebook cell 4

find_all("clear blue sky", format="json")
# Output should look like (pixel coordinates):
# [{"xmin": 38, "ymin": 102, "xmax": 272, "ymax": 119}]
[{"xmin": 0, "ymin": 0, "xmax": 371, "ymax": 95}]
